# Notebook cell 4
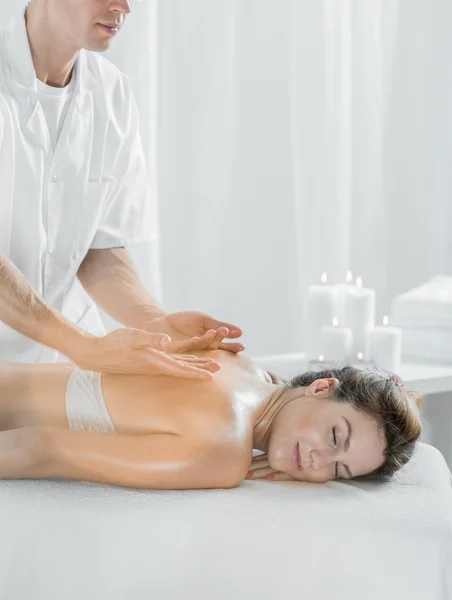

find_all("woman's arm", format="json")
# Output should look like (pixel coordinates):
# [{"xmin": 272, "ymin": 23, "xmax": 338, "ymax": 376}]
[{"xmin": 0, "ymin": 426, "xmax": 244, "ymax": 490}]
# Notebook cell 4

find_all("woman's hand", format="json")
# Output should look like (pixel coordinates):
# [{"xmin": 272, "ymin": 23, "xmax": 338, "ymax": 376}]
[
  {"xmin": 144, "ymin": 311, "xmax": 245, "ymax": 354},
  {"xmin": 246, "ymin": 453, "xmax": 297, "ymax": 482},
  {"xmin": 71, "ymin": 328, "xmax": 221, "ymax": 379}
]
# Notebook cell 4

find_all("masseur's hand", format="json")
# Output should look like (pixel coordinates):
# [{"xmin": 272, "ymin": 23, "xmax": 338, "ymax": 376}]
[
  {"xmin": 144, "ymin": 311, "xmax": 245, "ymax": 354},
  {"xmin": 246, "ymin": 453, "xmax": 297, "ymax": 482},
  {"xmin": 71, "ymin": 328, "xmax": 221, "ymax": 380}
]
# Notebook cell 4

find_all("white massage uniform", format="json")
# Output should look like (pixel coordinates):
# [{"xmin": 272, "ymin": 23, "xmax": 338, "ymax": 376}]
[
  {"xmin": 0, "ymin": 8, "xmax": 158, "ymax": 363},
  {"xmin": 36, "ymin": 76, "xmax": 75, "ymax": 154}
]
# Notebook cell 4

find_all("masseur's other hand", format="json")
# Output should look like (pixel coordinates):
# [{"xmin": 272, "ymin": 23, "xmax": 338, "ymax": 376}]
[
  {"xmin": 246, "ymin": 453, "xmax": 297, "ymax": 482},
  {"xmin": 145, "ymin": 311, "xmax": 245, "ymax": 354},
  {"xmin": 72, "ymin": 328, "xmax": 221, "ymax": 380}
]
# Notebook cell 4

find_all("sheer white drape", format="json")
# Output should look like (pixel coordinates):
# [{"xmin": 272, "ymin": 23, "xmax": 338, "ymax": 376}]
[
  {"xmin": 105, "ymin": 0, "xmax": 162, "ymax": 307},
  {"xmin": 151, "ymin": 0, "xmax": 452, "ymax": 356},
  {"xmin": 3, "ymin": 2, "xmax": 452, "ymax": 357},
  {"xmin": 154, "ymin": 0, "xmax": 388, "ymax": 355}
]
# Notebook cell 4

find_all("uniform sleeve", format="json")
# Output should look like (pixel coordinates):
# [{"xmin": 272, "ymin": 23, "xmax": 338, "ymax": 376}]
[{"xmin": 90, "ymin": 82, "xmax": 156, "ymax": 250}]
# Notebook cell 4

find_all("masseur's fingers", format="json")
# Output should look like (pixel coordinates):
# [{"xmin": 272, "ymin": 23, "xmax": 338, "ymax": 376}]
[
  {"xmin": 169, "ymin": 330, "xmax": 218, "ymax": 354},
  {"xmin": 203, "ymin": 327, "xmax": 228, "ymax": 350},
  {"xmin": 201, "ymin": 316, "xmax": 243, "ymax": 339},
  {"xmin": 144, "ymin": 351, "xmax": 219, "ymax": 380},
  {"xmin": 82, "ymin": 329, "xmax": 222, "ymax": 379},
  {"xmin": 170, "ymin": 328, "xmax": 245, "ymax": 355},
  {"xmin": 199, "ymin": 318, "xmax": 244, "ymax": 353},
  {"xmin": 168, "ymin": 354, "xmax": 221, "ymax": 373},
  {"xmin": 218, "ymin": 341, "xmax": 245, "ymax": 353},
  {"xmin": 133, "ymin": 334, "xmax": 221, "ymax": 378}
]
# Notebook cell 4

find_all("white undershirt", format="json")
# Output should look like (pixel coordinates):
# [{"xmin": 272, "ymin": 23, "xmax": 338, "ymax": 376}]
[{"xmin": 36, "ymin": 75, "xmax": 75, "ymax": 152}]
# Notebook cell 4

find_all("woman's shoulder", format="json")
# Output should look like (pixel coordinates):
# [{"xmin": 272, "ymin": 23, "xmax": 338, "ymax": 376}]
[{"xmin": 176, "ymin": 377, "xmax": 254, "ymax": 481}]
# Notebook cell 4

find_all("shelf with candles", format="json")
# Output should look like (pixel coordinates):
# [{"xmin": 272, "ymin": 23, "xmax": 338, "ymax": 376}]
[{"xmin": 305, "ymin": 271, "xmax": 376, "ymax": 362}]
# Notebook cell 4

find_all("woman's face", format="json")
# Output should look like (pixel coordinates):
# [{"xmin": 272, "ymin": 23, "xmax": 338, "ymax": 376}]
[{"xmin": 267, "ymin": 379, "xmax": 386, "ymax": 482}]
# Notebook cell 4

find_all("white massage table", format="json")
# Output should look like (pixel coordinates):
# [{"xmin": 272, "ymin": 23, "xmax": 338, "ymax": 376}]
[{"xmin": 0, "ymin": 441, "xmax": 450, "ymax": 600}]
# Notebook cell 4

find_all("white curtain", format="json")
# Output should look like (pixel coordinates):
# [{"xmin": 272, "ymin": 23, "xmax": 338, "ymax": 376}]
[
  {"xmin": 105, "ymin": 0, "xmax": 162, "ymax": 307},
  {"xmin": 143, "ymin": 0, "xmax": 452, "ymax": 356},
  {"xmin": 3, "ymin": 1, "xmax": 452, "ymax": 357}
]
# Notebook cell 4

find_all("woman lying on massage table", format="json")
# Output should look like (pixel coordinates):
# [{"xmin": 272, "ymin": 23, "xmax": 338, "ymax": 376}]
[{"xmin": 0, "ymin": 330, "xmax": 422, "ymax": 489}]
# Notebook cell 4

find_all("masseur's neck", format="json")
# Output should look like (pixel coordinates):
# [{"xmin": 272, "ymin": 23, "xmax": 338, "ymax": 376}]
[
  {"xmin": 25, "ymin": 3, "xmax": 79, "ymax": 88},
  {"xmin": 252, "ymin": 385, "xmax": 306, "ymax": 452}
]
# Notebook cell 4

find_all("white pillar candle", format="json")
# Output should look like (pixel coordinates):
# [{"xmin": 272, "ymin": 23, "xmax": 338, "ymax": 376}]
[
  {"xmin": 369, "ymin": 316, "xmax": 402, "ymax": 373},
  {"xmin": 306, "ymin": 273, "xmax": 338, "ymax": 360},
  {"xmin": 337, "ymin": 276, "xmax": 376, "ymax": 360},
  {"xmin": 319, "ymin": 318, "xmax": 352, "ymax": 363},
  {"xmin": 335, "ymin": 271, "xmax": 358, "ymax": 329}
]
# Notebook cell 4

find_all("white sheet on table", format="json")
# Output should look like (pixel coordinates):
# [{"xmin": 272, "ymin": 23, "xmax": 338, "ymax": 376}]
[{"xmin": 0, "ymin": 442, "xmax": 450, "ymax": 600}]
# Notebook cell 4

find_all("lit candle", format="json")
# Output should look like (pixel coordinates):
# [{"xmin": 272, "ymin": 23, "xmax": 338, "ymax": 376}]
[
  {"xmin": 337, "ymin": 276, "xmax": 376, "ymax": 360},
  {"xmin": 353, "ymin": 352, "xmax": 365, "ymax": 370},
  {"xmin": 335, "ymin": 271, "xmax": 357, "ymax": 322},
  {"xmin": 319, "ymin": 317, "xmax": 353, "ymax": 363},
  {"xmin": 368, "ymin": 316, "xmax": 402, "ymax": 373},
  {"xmin": 306, "ymin": 273, "xmax": 338, "ymax": 360}
]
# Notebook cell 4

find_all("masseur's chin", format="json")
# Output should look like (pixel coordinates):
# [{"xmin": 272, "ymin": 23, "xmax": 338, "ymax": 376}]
[
  {"xmin": 88, "ymin": 31, "xmax": 112, "ymax": 52},
  {"xmin": 87, "ymin": 36, "xmax": 110, "ymax": 51}
]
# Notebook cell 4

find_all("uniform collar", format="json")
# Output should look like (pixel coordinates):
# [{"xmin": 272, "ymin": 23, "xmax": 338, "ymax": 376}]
[{"xmin": 3, "ymin": 6, "xmax": 90, "ymax": 96}]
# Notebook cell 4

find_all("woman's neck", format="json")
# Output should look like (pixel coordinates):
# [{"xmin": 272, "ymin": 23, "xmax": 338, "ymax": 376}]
[{"xmin": 252, "ymin": 384, "xmax": 305, "ymax": 452}]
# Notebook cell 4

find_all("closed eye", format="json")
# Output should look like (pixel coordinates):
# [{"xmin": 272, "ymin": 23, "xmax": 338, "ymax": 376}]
[{"xmin": 332, "ymin": 427, "xmax": 339, "ymax": 479}]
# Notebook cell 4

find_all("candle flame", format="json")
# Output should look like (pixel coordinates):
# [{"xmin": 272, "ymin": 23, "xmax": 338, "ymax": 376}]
[
  {"xmin": 346, "ymin": 271, "xmax": 353, "ymax": 283},
  {"xmin": 356, "ymin": 276, "xmax": 363, "ymax": 288},
  {"xmin": 321, "ymin": 272, "xmax": 328, "ymax": 284},
  {"xmin": 332, "ymin": 317, "xmax": 339, "ymax": 327},
  {"xmin": 383, "ymin": 315, "xmax": 389, "ymax": 326},
  {"xmin": 318, "ymin": 355, "xmax": 325, "ymax": 363},
  {"xmin": 357, "ymin": 352, "xmax": 364, "ymax": 361}
]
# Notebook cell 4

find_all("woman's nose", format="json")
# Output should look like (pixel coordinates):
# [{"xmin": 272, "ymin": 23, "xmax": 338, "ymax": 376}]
[{"xmin": 310, "ymin": 449, "xmax": 334, "ymax": 470}]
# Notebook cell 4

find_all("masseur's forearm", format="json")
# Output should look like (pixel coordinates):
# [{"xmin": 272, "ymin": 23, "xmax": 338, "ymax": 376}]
[
  {"xmin": 77, "ymin": 247, "xmax": 166, "ymax": 329},
  {"xmin": 0, "ymin": 253, "xmax": 93, "ymax": 357}
]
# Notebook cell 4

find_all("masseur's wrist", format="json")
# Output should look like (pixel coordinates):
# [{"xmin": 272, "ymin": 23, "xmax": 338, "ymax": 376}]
[
  {"xmin": 41, "ymin": 307, "xmax": 97, "ymax": 363},
  {"xmin": 126, "ymin": 306, "xmax": 168, "ymax": 330}
]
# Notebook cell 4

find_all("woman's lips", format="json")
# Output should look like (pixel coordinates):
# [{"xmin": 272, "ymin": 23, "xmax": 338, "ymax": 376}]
[{"xmin": 292, "ymin": 442, "xmax": 302, "ymax": 470}]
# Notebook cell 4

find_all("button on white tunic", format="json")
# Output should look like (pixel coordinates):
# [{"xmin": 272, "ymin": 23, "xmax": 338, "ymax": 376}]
[{"xmin": 0, "ymin": 11, "xmax": 156, "ymax": 362}]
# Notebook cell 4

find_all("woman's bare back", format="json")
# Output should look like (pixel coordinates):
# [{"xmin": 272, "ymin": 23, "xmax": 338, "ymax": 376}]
[{"xmin": 1, "ymin": 351, "xmax": 269, "ymax": 446}]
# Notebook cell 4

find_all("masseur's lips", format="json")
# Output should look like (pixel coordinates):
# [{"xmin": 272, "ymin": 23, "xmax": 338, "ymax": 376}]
[
  {"xmin": 292, "ymin": 442, "xmax": 302, "ymax": 470},
  {"xmin": 97, "ymin": 23, "xmax": 120, "ymax": 36}
]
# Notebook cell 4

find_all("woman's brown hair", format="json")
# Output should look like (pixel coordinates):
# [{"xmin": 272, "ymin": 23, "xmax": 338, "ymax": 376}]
[{"xmin": 288, "ymin": 366, "xmax": 423, "ymax": 481}]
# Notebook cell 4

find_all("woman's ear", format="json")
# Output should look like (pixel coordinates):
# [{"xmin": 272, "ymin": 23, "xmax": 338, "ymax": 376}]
[{"xmin": 307, "ymin": 378, "xmax": 340, "ymax": 397}]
